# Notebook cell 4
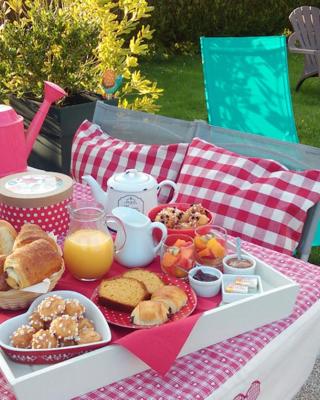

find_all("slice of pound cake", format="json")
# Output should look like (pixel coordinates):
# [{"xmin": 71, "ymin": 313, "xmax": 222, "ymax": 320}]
[
  {"xmin": 98, "ymin": 277, "xmax": 149, "ymax": 312},
  {"xmin": 122, "ymin": 269, "xmax": 165, "ymax": 295}
]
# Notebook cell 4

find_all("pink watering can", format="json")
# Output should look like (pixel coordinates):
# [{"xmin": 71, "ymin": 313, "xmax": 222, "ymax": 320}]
[{"xmin": 0, "ymin": 81, "xmax": 67, "ymax": 177}]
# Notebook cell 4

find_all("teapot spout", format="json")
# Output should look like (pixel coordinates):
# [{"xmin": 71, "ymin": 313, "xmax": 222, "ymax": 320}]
[
  {"xmin": 82, "ymin": 175, "xmax": 107, "ymax": 207},
  {"xmin": 25, "ymin": 81, "xmax": 67, "ymax": 156}
]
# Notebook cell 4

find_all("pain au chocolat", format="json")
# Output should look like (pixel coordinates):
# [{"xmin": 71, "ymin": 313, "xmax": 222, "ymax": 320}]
[{"xmin": 4, "ymin": 239, "xmax": 62, "ymax": 289}]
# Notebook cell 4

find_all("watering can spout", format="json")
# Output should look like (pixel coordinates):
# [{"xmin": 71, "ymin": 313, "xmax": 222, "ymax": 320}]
[{"xmin": 25, "ymin": 81, "xmax": 67, "ymax": 156}]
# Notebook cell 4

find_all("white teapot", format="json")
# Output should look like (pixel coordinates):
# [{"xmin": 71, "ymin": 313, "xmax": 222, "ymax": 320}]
[{"xmin": 83, "ymin": 169, "xmax": 178, "ymax": 215}]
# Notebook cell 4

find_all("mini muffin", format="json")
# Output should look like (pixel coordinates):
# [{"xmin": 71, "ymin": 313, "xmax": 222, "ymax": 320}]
[
  {"xmin": 50, "ymin": 315, "xmax": 79, "ymax": 340},
  {"xmin": 11, "ymin": 325, "xmax": 35, "ymax": 348},
  {"xmin": 28, "ymin": 311, "xmax": 46, "ymax": 331},
  {"xmin": 31, "ymin": 329, "xmax": 58, "ymax": 349},
  {"xmin": 188, "ymin": 212, "xmax": 209, "ymax": 227},
  {"xmin": 37, "ymin": 295, "xmax": 66, "ymax": 321},
  {"xmin": 77, "ymin": 329, "xmax": 102, "ymax": 345},
  {"xmin": 64, "ymin": 299, "xmax": 85, "ymax": 319},
  {"xmin": 59, "ymin": 339, "xmax": 77, "ymax": 347},
  {"xmin": 78, "ymin": 318, "xmax": 95, "ymax": 332}
]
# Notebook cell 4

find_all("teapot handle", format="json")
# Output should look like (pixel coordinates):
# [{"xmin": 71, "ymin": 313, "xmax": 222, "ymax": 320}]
[
  {"xmin": 150, "ymin": 222, "xmax": 167, "ymax": 254},
  {"xmin": 157, "ymin": 180, "xmax": 178, "ymax": 204},
  {"xmin": 105, "ymin": 215, "xmax": 126, "ymax": 254}
]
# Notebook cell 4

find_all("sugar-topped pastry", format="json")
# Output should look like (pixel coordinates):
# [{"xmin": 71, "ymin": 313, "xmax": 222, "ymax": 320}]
[
  {"xmin": 59, "ymin": 339, "xmax": 77, "ymax": 347},
  {"xmin": 187, "ymin": 203, "xmax": 207, "ymax": 215},
  {"xmin": 31, "ymin": 329, "xmax": 58, "ymax": 349},
  {"xmin": 64, "ymin": 299, "xmax": 85, "ymax": 319},
  {"xmin": 37, "ymin": 295, "xmax": 65, "ymax": 321},
  {"xmin": 28, "ymin": 311, "xmax": 46, "ymax": 331},
  {"xmin": 78, "ymin": 317, "xmax": 95, "ymax": 332},
  {"xmin": 50, "ymin": 315, "xmax": 79, "ymax": 340},
  {"xmin": 155, "ymin": 203, "xmax": 209, "ymax": 229},
  {"xmin": 77, "ymin": 329, "xmax": 102, "ymax": 345},
  {"xmin": 11, "ymin": 325, "xmax": 35, "ymax": 348},
  {"xmin": 188, "ymin": 212, "xmax": 209, "ymax": 228}
]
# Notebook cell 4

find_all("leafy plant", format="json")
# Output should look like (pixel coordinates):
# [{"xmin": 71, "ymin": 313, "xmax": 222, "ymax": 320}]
[{"xmin": 0, "ymin": 0, "xmax": 162, "ymax": 112}]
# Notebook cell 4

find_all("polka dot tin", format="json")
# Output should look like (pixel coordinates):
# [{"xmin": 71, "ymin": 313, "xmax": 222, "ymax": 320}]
[{"xmin": 0, "ymin": 171, "xmax": 73, "ymax": 235}]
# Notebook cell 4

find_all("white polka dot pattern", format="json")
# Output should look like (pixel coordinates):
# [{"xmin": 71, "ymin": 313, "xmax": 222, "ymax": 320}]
[{"xmin": 0, "ymin": 198, "xmax": 72, "ymax": 235}]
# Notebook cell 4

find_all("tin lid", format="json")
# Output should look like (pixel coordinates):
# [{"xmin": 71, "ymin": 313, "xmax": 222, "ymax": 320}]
[
  {"xmin": 0, "ymin": 171, "xmax": 73, "ymax": 207},
  {"xmin": 107, "ymin": 169, "xmax": 156, "ymax": 192}
]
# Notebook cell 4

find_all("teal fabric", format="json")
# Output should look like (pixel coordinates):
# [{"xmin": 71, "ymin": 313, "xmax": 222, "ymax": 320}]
[
  {"xmin": 201, "ymin": 36, "xmax": 320, "ymax": 247},
  {"xmin": 200, "ymin": 36, "xmax": 299, "ymax": 143}
]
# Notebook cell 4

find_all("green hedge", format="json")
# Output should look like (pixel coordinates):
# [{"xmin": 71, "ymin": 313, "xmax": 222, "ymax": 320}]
[{"xmin": 149, "ymin": 1, "xmax": 320, "ymax": 51}]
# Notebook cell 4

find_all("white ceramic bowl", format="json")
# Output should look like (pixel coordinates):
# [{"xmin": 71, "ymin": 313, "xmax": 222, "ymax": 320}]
[
  {"xmin": 0, "ymin": 290, "xmax": 112, "ymax": 364},
  {"xmin": 222, "ymin": 253, "xmax": 256, "ymax": 275},
  {"xmin": 188, "ymin": 265, "xmax": 222, "ymax": 298}
]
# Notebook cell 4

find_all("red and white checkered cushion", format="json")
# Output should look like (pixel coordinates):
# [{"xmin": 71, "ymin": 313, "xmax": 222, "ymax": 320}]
[
  {"xmin": 71, "ymin": 120, "xmax": 189, "ymax": 202},
  {"xmin": 176, "ymin": 138, "xmax": 320, "ymax": 254}
]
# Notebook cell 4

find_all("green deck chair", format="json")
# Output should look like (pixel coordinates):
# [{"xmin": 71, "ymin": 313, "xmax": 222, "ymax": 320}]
[
  {"xmin": 201, "ymin": 36, "xmax": 320, "ymax": 247},
  {"xmin": 200, "ymin": 36, "xmax": 299, "ymax": 143}
]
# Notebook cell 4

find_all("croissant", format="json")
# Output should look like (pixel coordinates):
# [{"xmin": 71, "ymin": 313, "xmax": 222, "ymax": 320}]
[
  {"xmin": 13, "ymin": 223, "xmax": 58, "ymax": 251},
  {"xmin": 0, "ymin": 220, "xmax": 17, "ymax": 255},
  {"xmin": 151, "ymin": 285, "xmax": 188, "ymax": 314},
  {"xmin": 130, "ymin": 300, "xmax": 169, "ymax": 326},
  {"xmin": 4, "ymin": 239, "xmax": 62, "ymax": 289}
]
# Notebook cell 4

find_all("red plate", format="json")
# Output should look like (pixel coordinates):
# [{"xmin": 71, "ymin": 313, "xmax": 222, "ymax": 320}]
[{"xmin": 91, "ymin": 274, "xmax": 197, "ymax": 329}]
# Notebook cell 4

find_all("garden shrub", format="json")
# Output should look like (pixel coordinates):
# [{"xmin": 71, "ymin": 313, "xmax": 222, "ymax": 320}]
[{"xmin": 148, "ymin": 0, "xmax": 320, "ymax": 53}]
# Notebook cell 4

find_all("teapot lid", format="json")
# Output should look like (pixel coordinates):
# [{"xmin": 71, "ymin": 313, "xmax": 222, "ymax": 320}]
[
  {"xmin": 108, "ymin": 169, "xmax": 157, "ymax": 192},
  {"xmin": 0, "ymin": 105, "xmax": 23, "ymax": 127}
]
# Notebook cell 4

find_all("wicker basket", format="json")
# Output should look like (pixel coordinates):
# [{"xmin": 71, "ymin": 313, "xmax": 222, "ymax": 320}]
[{"xmin": 0, "ymin": 261, "xmax": 65, "ymax": 310}]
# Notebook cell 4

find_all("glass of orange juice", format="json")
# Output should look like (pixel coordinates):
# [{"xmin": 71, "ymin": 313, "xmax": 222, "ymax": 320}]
[{"xmin": 63, "ymin": 200, "xmax": 125, "ymax": 281}]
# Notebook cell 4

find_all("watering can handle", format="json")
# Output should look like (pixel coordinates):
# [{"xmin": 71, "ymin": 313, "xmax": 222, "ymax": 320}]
[{"xmin": 150, "ymin": 222, "xmax": 167, "ymax": 254}]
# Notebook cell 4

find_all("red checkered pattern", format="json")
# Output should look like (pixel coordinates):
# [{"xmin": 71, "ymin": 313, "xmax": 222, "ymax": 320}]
[
  {"xmin": 71, "ymin": 120, "xmax": 189, "ymax": 203},
  {"xmin": 1, "ymin": 220, "xmax": 320, "ymax": 400},
  {"xmin": 176, "ymin": 138, "xmax": 320, "ymax": 255}
]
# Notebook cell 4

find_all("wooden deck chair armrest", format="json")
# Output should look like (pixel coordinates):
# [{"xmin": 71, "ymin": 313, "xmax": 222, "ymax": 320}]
[{"xmin": 288, "ymin": 32, "xmax": 320, "ymax": 55}]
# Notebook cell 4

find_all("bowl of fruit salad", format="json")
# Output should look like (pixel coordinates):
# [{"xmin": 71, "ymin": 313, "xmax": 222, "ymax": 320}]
[
  {"xmin": 148, "ymin": 203, "xmax": 214, "ymax": 238},
  {"xmin": 194, "ymin": 225, "xmax": 228, "ymax": 270},
  {"xmin": 160, "ymin": 234, "xmax": 196, "ymax": 278}
]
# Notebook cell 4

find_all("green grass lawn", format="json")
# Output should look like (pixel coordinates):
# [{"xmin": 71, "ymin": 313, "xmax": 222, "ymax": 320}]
[{"xmin": 141, "ymin": 53, "xmax": 320, "ymax": 264}]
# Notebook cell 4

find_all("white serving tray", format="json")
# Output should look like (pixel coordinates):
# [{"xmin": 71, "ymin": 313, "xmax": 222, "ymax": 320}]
[{"xmin": 0, "ymin": 245, "xmax": 299, "ymax": 400}]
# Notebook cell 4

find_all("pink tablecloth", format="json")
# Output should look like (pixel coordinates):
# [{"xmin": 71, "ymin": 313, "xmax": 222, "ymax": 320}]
[{"xmin": 1, "ymin": 183, "xmax": 320, "ymax": 400}]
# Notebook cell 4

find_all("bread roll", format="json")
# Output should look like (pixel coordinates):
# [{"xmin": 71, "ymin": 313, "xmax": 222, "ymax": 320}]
[
  {"xmin": 4, "ymin": 239, "xmax": 63, "ymax": 289},
  {"xmin": 0, "ymin": 220, "xmax": 17, "ymax": 255},
  {"xmin": 13, "ymin": 223, "xmax": 58, "ymax": 251},
  {"xmin": 131, "ymin": 300, "xmax": 169, "ymax": 326},
  {"xmin": 0, "ymin": 255, "xmax": 10, "ymax": 291},
  {"xmin": 151, "ymin": 285, "xmax": 188, "ymax": 314}
]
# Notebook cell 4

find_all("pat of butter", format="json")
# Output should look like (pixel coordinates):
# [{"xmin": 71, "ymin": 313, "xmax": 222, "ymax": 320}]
[
  {"xmin": 225, "ymin": 284, "xmax": 248, "ymax": 294},
  {"xmin": 234, "ymin": 278, "xmax": 258, "ymax": 289}
]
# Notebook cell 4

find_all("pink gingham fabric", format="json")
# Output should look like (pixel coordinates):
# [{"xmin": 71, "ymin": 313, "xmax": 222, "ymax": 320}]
[
  {"xmin": 1, "ymin": 218, "xmax": 320, "ymax": 400},
  {"xmin": 71, "ymin": 120, "xmax": 189, "ymax": 203},
  {"xmin": 176, "ymin": 138, "xmax": 320, "ymax": 255}
]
